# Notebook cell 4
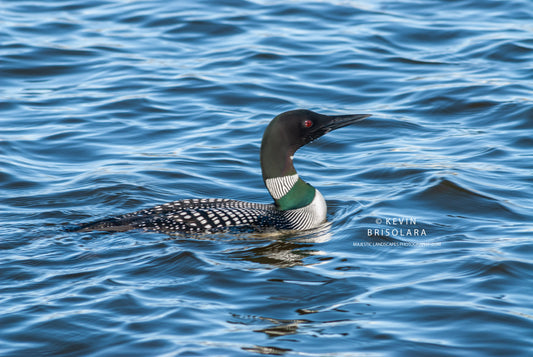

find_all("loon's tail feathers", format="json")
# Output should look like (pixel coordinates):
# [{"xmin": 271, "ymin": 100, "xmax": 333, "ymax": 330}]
[{"xmin": 72, "ymin": 215, "xmax": 146, "ymax": 232}]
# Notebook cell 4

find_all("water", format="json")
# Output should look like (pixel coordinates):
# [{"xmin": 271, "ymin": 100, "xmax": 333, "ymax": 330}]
[{"xmin": 1, "ymin": 0, "xmax": 532, "ymax": 355}]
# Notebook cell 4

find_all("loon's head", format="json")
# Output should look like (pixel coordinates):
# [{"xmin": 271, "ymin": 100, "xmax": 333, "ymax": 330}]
[
  {"xmin": 260, "ymin": 109, "xmax": 370, "ymax": 180},
  {"xmin": 267, "ymin": 109, "xmax": 370, "ymax": 150}
]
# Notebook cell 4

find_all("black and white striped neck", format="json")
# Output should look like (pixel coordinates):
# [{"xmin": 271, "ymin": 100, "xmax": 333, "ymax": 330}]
[{"xmin": 264, "ymin": 173, "xmax": 326, "ymax": 230}]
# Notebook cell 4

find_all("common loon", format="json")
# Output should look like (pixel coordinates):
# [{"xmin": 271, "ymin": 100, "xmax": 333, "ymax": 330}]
[{"xmin": 75, "ymin": 109, "xmax": 370, "ymax": 233}]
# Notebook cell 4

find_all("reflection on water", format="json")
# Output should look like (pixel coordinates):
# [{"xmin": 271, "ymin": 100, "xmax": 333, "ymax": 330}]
[
  {"xmin": 165, "ymin": 224, "xmax": 333, "ymax": 268},
  {"xmin": 227, "ymin": 225, "xmax": 332, "ymax": 268}
]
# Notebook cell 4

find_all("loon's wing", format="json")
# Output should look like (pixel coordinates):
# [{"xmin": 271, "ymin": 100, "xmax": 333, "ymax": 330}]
[{"xmin": 73, "ymin": 198, "xmax": 285, "ymax": 233}]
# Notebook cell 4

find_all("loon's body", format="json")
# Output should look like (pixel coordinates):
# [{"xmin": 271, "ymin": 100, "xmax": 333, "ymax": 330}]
[{"xmin": 75, "ymin": 110, "xmax": 370, "ymax": 233}]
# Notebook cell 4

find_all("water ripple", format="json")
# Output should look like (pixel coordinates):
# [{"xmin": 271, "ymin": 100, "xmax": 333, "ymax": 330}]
[{"xmin": 1, "ymin": 0, "xmax": 532, "ymax": 356}]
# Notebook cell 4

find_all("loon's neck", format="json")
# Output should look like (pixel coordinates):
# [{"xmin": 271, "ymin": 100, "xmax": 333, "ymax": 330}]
[
  {"xmin": 260, "ymin": 116, "xmax": 317, "ymax": 211},
  {"xmin": 263, "ymin": 173, "xmax": 316, "ymax": 211}
]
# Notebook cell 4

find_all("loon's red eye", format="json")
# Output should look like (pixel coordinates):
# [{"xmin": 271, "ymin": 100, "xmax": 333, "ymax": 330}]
[{"xmin": 303, "ymin": 120, "xmax": 313, "ymax": 128}]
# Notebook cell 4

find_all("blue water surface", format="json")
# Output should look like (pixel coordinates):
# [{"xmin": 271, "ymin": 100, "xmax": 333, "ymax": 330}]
[{"xmin": 1, "ymin": 0, "xmax": 532, "ymax": 356}]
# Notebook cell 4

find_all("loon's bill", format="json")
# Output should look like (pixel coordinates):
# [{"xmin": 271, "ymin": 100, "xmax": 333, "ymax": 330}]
[{"xmin": 74, "ymin": 109, "xmax": 370, "ymax": 234}]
